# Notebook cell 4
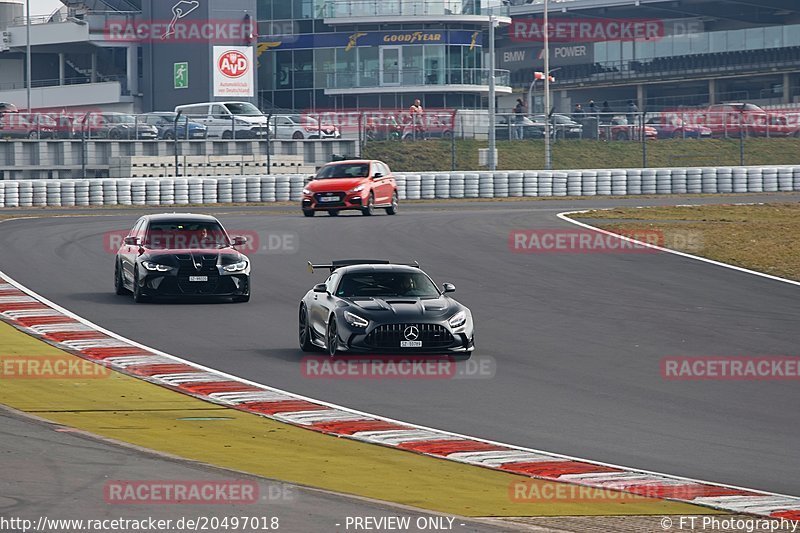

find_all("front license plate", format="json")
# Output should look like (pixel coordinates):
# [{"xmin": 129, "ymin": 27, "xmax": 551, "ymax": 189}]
[
  {"xmin": 188, "ymin": 276, "xmax": 208, "ymax": 282},
  {"xmin": 400, "ymin": 341, "xmax": 423, "ymax": 348},
  {"xmin": 319, "ymin": 196, "xmax": 340, "ymax": 203}
]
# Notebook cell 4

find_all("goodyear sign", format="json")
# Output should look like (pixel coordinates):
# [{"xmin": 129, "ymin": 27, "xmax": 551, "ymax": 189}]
[{"xmin": 258, "ymin": 30, "xmax": 482, "ymax": 52}]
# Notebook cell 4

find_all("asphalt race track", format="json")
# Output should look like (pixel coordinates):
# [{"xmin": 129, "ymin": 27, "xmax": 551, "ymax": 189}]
[{"xmin": 1, "ymin": 196, "xmax": 798, "ymax": 496}]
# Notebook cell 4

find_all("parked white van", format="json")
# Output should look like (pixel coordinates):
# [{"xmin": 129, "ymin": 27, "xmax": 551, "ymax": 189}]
[{"xmin": 174, "ymin": 101, "xmax": 271, "ymax": 139}]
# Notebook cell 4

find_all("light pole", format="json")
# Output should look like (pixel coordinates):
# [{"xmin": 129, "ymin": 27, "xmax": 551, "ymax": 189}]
[
  {"xmin": 26, "ymin": 0, "xmax": 31, "ymax": 112},
  {"xmin": 487, "ymin": 14, "xmax": 497, "ymax": 171},
  {"xmin": 543, "ymin": 0, "xmax": 552, "ymax": 170}
]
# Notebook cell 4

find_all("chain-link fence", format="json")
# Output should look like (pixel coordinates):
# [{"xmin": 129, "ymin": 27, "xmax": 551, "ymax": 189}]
[{"xmin": 1, "ymin": 106, "xmax": 799, "ymax": 172}]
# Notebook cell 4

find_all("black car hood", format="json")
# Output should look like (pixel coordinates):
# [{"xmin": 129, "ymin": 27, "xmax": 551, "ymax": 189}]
[{"xmin": 345, "ymin": 296, "xmax": 458, "ymax": 320}]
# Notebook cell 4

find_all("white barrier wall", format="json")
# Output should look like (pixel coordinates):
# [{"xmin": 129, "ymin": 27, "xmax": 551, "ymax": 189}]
[{"xmin": 1, "ymin": 166, "xmax": 800, "ymax": 207}]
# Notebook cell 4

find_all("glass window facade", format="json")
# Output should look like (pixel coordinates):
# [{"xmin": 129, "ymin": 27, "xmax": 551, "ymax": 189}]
[
  {"xmin": 594, "ymin": 23, "xmax": 800, "ymax": 62},
  {"xmin": 256, "ymin": 0, "xmax": 508, "ymax": 111}
]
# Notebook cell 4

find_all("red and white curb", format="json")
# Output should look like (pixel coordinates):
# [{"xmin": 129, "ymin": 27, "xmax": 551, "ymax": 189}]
[{"xmin": 0, "ymin": 273, "xmax": 798, "ymax": 520}]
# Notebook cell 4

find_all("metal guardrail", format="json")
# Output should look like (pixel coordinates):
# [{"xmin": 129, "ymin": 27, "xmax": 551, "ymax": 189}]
[
  {"xmin": 318, "ymin": 0, "xmax": 509, "ymax": 18},
  {"xmin": 1, "ymin": 166, "xmax": 798, "ymax": 207},
  {"xmin": 324, "ymin": 68, "xmax": 511, "ymax": 90}
]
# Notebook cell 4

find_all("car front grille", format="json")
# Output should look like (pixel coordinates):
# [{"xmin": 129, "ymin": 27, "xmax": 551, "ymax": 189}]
[{"xmin": 365, "ymin": 323, "xmax": 454, "ymax": 349}]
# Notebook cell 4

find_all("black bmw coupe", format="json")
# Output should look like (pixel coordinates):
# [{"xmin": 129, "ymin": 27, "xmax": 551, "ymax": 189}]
[{"xmin": 114, "ymin": 214, "xmax": 251, "ymax": 303}]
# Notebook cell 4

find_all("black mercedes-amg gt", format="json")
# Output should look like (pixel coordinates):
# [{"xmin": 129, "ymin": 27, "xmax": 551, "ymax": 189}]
[
  {"xmin": 299, "ymin": 260, "xmax": 474, "ymax": 357},
  {"xmin": 114, "ymin": 214, "xmax": 251, "ymax": 303}
]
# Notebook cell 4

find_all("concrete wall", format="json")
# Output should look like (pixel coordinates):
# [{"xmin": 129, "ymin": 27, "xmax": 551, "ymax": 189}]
[{"xmin": 0, "ymin": 138, "xmax": 359, "ymax": 179}]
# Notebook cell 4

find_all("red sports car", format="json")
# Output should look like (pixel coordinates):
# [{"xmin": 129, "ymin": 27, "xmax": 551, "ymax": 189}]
[{"xmin": 302, "ymin": 159, "xmax": 399, "ymax": 217}]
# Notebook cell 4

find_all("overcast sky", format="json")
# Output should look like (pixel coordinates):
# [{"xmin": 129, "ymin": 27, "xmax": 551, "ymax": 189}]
[{"xmin": 26, "ymin": 0, "xmax": 65, "ymax": 16}]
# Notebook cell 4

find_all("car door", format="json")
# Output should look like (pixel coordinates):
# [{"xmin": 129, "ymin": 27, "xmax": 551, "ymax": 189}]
[
  {"xmin": 310, "ymin": 272, "xmax": 339, "ymax": 339},
  {"xmin": 120, "ymin": 218, "xmax": 144, "ymax": 284},
  {"xmin": 372, "ymin": 162, "xmax": 392, "ymax": 203}
]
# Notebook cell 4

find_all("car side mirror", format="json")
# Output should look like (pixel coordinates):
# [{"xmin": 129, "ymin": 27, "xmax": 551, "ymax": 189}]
[
  {"xmin": 231, "ymin": 236, "xmax": 248, "ymax": 246},
  {"xmin": 443, "ymin": 283, "xmax": 456, "ymax": 293},
  {"xmin": 373, "ymin": 172, "xmax": 383, "ymax": 179},
  {"xmin": 306, "ymin": 175, "xmax": 315, "ymax": 183},
  {"xmin": 124, "ymin": 236, "xmax": 141, "ymax": 246},
  {"xmin": 313, "ymin": 283, "xmax": 328, "ymax": 294}
]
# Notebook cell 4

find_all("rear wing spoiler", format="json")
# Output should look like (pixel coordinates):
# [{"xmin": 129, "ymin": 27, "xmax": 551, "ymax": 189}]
[{"xmin": 307, "ymin": 259, "xmax": 419, "ymax": 273}]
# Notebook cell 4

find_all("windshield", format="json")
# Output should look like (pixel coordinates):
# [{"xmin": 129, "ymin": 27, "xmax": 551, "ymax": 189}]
[
  {"xmin": 145, "ymin": 221, "xmax": 230, "ymax": 249},
  {"xmin": 317, "ymin": 163, "xmax": 370, "ymax": 179},
  {"xmin": 225, "ymin": 103, "xmax": 262, "ymax": 116},
  {"xmin": 336, "ymin": 272, "xmax": 440, "ymax": 298}
]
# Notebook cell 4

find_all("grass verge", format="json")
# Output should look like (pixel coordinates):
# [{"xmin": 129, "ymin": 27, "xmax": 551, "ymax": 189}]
[
  {"xmin": 363, "ymin": 138, "xmax": 800, "ymax": 171},
  {"xmin": 576, "ymin": 203, "xmax": 800, "ymax": 281}
]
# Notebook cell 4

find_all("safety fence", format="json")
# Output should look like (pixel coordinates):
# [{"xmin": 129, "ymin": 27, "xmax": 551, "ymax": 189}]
[{"xmin": 0, "ymin": 166, "xmax": 798, "ymax": 208}]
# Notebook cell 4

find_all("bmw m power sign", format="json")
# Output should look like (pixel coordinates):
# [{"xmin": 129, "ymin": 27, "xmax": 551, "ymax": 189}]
[{"xmin": 213, "ymin": 46, "xmax": 254, "ymax": 97}]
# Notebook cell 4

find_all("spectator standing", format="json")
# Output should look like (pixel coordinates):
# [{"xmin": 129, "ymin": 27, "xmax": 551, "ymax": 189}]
[
  {"xmin": 601, "ymin": 100, "xmax": 613, "ymax": 124},
  {"xmin": 409, "ymin": 99, "xmax": 425, "ymax": 140},
  {"xmin": 513, "ymin": 98, "xmax": 526, "ymax": 140},
  {"xmin": 572, "ymin": 103, "xmax": 584, "ymax": 120},
  {"xmin": 626, "ymin": 99, "xmax": 639, "ymax": 126}
]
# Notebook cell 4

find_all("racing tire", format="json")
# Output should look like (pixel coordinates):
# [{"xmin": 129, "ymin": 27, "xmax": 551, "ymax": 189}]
[
  {"xmin": 109, "ymin": 130, "xmax": 122, "ymax": 140},
  {"xmin": 164, "ymin": 131, "xmax": 176, "ymax": 140},
  {"xmin": 362, "ymin": 193, "xmax": 375, "ymax": 216},
  {"xmin": 299, "ymin": 304, "xmax": 315, "ymax": 352},
  {"xmin": 132, "ymin": 268, "xmax": 148, "ymax": 303},
  {"xmin": 27, "ymin": 130, "xmax": 40, "ymax": 140},
  {"xmin": 114, "ymin": 261, "xmax": 129, "ymax": 295},
  {"xmin": 222, "ymin": 131, "xmax": 233, "ymax": 140},
  {"xmin": 386, "ymin": 191, "xmax": 398, "ymax": 215},
  {"xmin": 303, "ymin": 209, "xmax": 315, "ymax": 217},
  {"xmin": 326, "ymin": 317, "xmax": 339, "ymax": 357},
  {"xmin": 292, "ymin": 131, "xmax": 304, "ymax": 140}
]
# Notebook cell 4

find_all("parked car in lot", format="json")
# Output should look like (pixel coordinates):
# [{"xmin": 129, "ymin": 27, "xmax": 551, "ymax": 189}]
[
  {"xmin": 27, "ymin": 114, "xmax": 62, "ymax": 139},
  {"xmin": 0, "ymin": 102, "xmax": 18, "ymax": 113},
  {"xmin": 401, "ymin": 113, "xmax": 454, "ymax": 140},
  {"xmin": 365, "ymin": 115, "xmax": 402, "ymax": 141},
  {"xmin": 175, "ymin": 101, "xmax": 271, "ymax": 139},
  {"xmin": 301, "ymin": 159, "xmax": 398, "ymax": 217},
  {"xmin": 701, "ymin": 103, "xmax": 796, "ymax": 138},
  {"xmin": 0, "ymin": 112, "xmax": 36, "ymax": 139},
  {"xmin": 272, "ymin": 115, "xmax": 340, "ymax": 140},
  {"xmin": 645, "ymin": 115, "xmax": 711, "ymax": 139},
  {"xmin": 143, "ymin": 112, "xmax": 208, "ymax": 140},
  {"xmin": 599, "ymin": 116, "xmax": 658, "ymax": 141},
  {"xmin": 494, "ymin": 115, "xmax": 546, "ymax": 140},
  {"xmin": 79, "ymin": 113, "xmax": 158, "ymax": 140},
  {"xmin": 535, "ymin": 114, "xmax": 584, "ymax": 139}
]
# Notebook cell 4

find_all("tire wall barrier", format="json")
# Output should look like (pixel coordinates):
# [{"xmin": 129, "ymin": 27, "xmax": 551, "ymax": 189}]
[{"xmin": 1, "ymin": 166, "xmax": 799, "ymax": 207}]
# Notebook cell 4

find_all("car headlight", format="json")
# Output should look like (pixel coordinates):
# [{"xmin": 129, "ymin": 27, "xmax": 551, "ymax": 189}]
[
  {"xmin": 142, "ymin": 261, "xmax": 172, "ymax": 272},
  {"xmin": 223, "ymin": 260, "xmax": 248, "ymax": 272},
  {"xmin": 302, "ymin": 188, "xmax": 312, "ymax": 195},
  {"xmin": 349, "ymin": 185, "xmax": 365, "ymax": 194},
  {"xmin": 344, "ymin": 310, "xmax": 369, "ymax": 328},
  {"xmin": 449, "ymin": 310, "xmax": 467, "ymax": 329}
]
